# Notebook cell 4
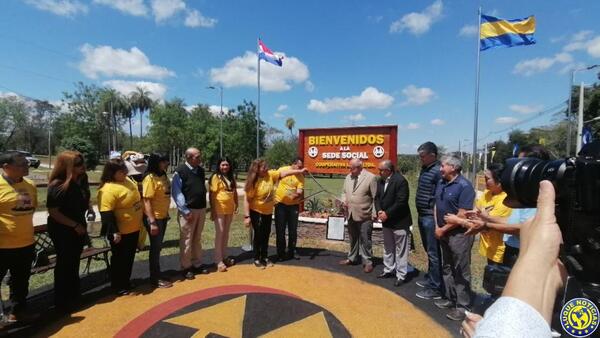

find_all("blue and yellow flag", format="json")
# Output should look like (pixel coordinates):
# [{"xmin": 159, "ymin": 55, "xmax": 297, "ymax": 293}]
[{"xmin": 480, "ymin": 14, "xmax": 536, "ymax": 51}]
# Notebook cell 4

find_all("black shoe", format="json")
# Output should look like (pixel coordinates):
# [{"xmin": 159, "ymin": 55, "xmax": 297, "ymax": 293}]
[
  {"xmin": 116, "ymin": 289, "xmax": 130, "ymax": 296},
  {"xmin": 254, "ymin": 259, "xmax": 265, "ymax": 269},
  {"xmin": 193, "ymin": 266, "xmax": 209, "ymax": 274},
  {"xmin": 415, "ymin": 279, "xmax": 431, "ymax": 288},
  {"xmin": 415, "ymin": 289, "xmax": 442, "ymax": 300},
  {"xmin": 394, "ymin": 278, "xmax": 406, "ymax": 287},
  {"xmin": 434, "ymin": 299, "xmax": 455, "ymax": 309},
  {"xmin": 377, "ymin": 272, "xmax": 394, "ymax": 279},
  {"xmin": 152, "ymin": 279, "xmax": 173, "ymax": 289},
  {"xmin": 264, "ymin": 258, "xmax": 274, "ymax": 267},
  {"xmin": 446, "ymin": 308, "xmax": 467, "ymax": 321},
  {"xmin": 183, "ymin": 270, "xmax": 195, "ymax": 280},
  {"xmin": 287, "ymin": 252, "xmax": 300, "ymax": 260},
  {"xmin": 276, "ymin": 255, "xmax": 287, "ymax": 262}
]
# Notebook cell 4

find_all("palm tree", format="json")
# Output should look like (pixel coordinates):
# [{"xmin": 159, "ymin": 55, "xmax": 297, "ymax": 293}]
[
  {"xmin": 99, "ymin": 89, "xmax": 127, "ymax": 149},
  {"xmin": 130, "ymin": 86, "xmax": 153, "ymax": 139},
  {"xmin": 285, "ymin": 117, "xmax": 295, "ymax": 138}
]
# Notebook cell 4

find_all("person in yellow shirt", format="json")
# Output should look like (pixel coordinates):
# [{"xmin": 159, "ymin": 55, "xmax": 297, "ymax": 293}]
[
  {"xmin": 445, "ymin": 164, "xmax": 512, "ymax": 264},
  {"xmin": 243, "ymin": 159, "xmax": 307, "ymax": 268},
  {"xmin": 0, "ymin": 151, "xmax": 37, "ymax": 323},
  {"xmin": 209, "ymin": 157, "xmax": 238, "ymax": 272},
  {"xmin": 142, "ymin": 153, "xmax": 173, "ymax": 289},
  {"xmin": 274, "ymin": 157, "xmax": 305, "ymax": 261},
  {"xmin": 98, "ymin": 159, "xmax": 143, "ymax": 296}
]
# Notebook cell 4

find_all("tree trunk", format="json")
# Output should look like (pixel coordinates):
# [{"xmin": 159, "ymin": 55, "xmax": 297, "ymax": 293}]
[
  {"xmin": 139, "ymin": 109, "xmax": 143, "ymax": 138},
  {"xmin": 129, "ymin": 116, "xmax": 133, "ymax": 148}
]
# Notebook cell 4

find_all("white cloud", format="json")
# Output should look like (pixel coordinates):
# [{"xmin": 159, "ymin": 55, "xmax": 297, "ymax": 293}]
[
  {"xmin": 406, "ymin": 122, "xmax": 420, "ymax": 130},
  {"xmin": 103, "ymin": 80, "xmax": 166, "ymax": 101},
  {"xmin": 307, "ymin": 87, "xmax": 394, "ymax": 114},
  {"xmin": 304, "ymin": 80, "xmax": 315, "ymax": 92},
  {"xmin": 208, "ymin": 105, "xmax": 229, "ymax": 115},
  {"xmin": 25, "ymin": 0, "xmax": 88, "ymax": 17},
  {"xmin": 184, "ymin": 9, "xmax": 217, "ymax": 28},
  {"xmin": 587, "ymin": 36, "xmax": 600, "ymax": 58},
  {"xmin": 210, "ymin": 51, "xmax": 310, "ymax": 92},
  {"xmin": 277, "ymin": 104, "xmax": 288, "ymax": 112},
  {"xmin": 390, "ymin": 0, "xmax": 443, "ymax": 35},
  {"xmin": 93, "ymin": 0, "xmax": 148, "ymax": 16},
  {"xmin": 495, "ymin": 116, "xmax": 520, "ymax": 125},
  {"xmin": 513, "ymin": 52, "xmax": 573, "ymax": 76},
  {"xmin": 430, "ymin": 118, "xmax": 445, "ymax": 126},
  {"xmin": 78, "ymin": 44, "xmax": 175, "ymax": 79},
  {"xmin": 509, "ymin": 104, "xmax": 543, "ymax": 114},
  {"xmin": 344, "ymin": 113, "xmax": 366, "ymax": 122},
  {"xmin": 273, "ymin": 112, "xmax": 284, "ymax": 119},
  {"xmin": 150, "ymin": 0, "xmax": 185, "ymax": 22},
  {"xmin": 459, "ymin": 24, "xmax": 477, "ymax": 37},
  {"xmin": 400, "ymin": 85, "xmax": 436, "ymax": 106},
  {"xmin": 384, "ymin": 112, "xmax": 393, "ymax": 118}
]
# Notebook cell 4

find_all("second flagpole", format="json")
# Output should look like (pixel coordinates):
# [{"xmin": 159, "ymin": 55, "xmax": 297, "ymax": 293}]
[{"xmin": 471, "ymin": 7, "xmax": 482, "ymax": 181}]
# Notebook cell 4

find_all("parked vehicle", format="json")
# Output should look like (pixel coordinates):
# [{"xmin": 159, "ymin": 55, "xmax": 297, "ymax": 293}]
[{"xmin": 5, "ymin": 150, "xmax": 41, "ymax": 168}]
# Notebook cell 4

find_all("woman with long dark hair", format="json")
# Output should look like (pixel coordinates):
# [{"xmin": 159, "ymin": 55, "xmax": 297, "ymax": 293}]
[
  {"xmin": 142, "ymin": 153, "xmax": 172, "ymax": 288},
  {"xmin": 209, "ymin": 157, "xmax": 237, "ymax": 272},
  {"xmin": 98, "ymin": 158, "xmax": 143, "ymax": 295},
  {"xmin": 243, "ymin": 159, "xmax": 307, "ymax": 268},
  {"xmin": 47, "ymin": 151, "xmax": 93, "ymax": 312}
]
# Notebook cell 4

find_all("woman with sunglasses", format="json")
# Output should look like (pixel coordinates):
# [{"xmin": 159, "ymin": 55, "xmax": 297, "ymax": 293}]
[
  {"xmin": 142, "ymin": 153, "xmax": 173, "ymax": 288},
  {"xmin": 98, "ymin": 158, "xmax": 143, "ymax": 295},
  {"xmin": 209, "ymin": 157, "xmax": 238, "ymax": 272},
  {"xmin": 46, "ymin": 151, "xmax": 93, "ymax": 312}
]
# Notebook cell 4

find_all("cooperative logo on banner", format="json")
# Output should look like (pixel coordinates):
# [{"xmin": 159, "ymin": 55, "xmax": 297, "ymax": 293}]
[{"xmin": 560, "ymin": 298, "xmax": 599, "ymax": 337}]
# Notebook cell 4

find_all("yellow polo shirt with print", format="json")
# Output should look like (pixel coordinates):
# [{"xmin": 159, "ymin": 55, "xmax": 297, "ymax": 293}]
[
  {"xmin": 274, "ymin": 166, "xmax": 304, "ymax": 206},
  {"xmin": 477, "ymin": 189, "xmax": 512, "ymax": 263},
  {"xmin": 0, "ymin": 176, "xmax": 37, "ymax": 249},
  {"xmin": 142, "ymin": 173, "xmax": 171, "ymax": 220},
  {"xmin": 209, "ymin": 174, "xmax": 236, "ymax": 215},
  {"xmin": 247, "ymin": 170, "xmax": 280, "ymax": 215},
  {"xmin": 98, "ymin": 177, "xmax": 143, "ymax": 234}
]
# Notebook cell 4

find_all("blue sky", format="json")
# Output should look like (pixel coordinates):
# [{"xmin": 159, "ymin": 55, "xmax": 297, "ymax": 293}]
[{"xmin": 1, "ymin": 0, "xmax": 600, "ymax": 154}]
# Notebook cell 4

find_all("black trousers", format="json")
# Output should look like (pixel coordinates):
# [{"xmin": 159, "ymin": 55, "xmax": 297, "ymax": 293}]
[
  {"xmin": 0, "ymin": 245, "xmax": 34, "ymax": 314},
  {"xmin": 143, "ymin": 218, "xmax": 168, "ymax": 281},
  {"xmin": 274, "ymin": 203, "xmax": 299, "ymax": 257},
  {"xmin": 250, "ymin": 210, "xmax": 272, "ymax": 261},
  {"xmin": 48, "ymin": 223, "xmax": 85, "ymax": 308},
  {"xmin": 110, "ymin": 231, "xmax": 139, "ymax": 291}
]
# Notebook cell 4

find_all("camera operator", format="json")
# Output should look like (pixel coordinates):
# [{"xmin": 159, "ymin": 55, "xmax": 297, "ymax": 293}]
[{"xmin": 460, "ymin": 181, "xmax": 567, "ymax": 337}]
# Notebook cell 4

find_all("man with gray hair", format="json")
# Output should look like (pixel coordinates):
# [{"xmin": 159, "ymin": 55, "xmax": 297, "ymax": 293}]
[
  {"xmin": 374, "ymin": 160, "xmax": 412, "ymax": 286},
  {"xmin": 171, "ymin": 147, "xmax": 207, "ymax": 280},
  {"xmin": 432, "ymin": 155, "xmax": 476, "ymax": 321},
  {"xmin": 340, "ymin": 158, "xmax": 378, "ymax": 273}
]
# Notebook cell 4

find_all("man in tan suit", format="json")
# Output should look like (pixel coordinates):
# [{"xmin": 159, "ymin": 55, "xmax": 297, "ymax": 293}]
[{"xmin": 339, "ymin": 159, "xmax": 378, "ymax": 273}]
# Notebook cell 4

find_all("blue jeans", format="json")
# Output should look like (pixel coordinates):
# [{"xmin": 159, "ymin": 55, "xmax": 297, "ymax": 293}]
[
  {"xmin": 143, "ymin": 217, "xmax": 168, "ymax": 281},
  {"xmin": 418, "ymin": 215, "xmax": 442, "ymax": 291}
]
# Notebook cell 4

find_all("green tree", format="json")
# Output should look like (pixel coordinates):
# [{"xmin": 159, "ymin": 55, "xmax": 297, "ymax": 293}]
[
  {"xmin": 0, "ymin": 96, "xmax": 28, "ymax": 151},
  {"xmin": 59, "ymin": 136, "xmax": 100, "ymax": 169},
  {"xmin": 146, "ymin": 98, "xmax": 189, "ymax": 154},
  {"xmin": 130, "ymin": 86, "xmax": 154, "ymax": 139},
  {"xmin": 99, "ymin": 88, "xmax": 128, "ymax": 149},
  {"xmin": 265, "ymin": 137, "xmax": 298, "ymax": 168},
  {"xmin": 285, "ymin": 117, "xmax": 295, "ymax": 138}
]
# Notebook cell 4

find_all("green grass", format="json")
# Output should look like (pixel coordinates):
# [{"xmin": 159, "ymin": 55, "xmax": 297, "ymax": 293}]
[{"xmin": 2, "ymin": 174, "xmax": 488, "ymax": 301}]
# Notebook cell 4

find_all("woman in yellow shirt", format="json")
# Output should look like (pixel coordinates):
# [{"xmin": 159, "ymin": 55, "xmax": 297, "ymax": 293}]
[
  {"xmin": 243, "ymin": 159, "xmax": 307, "ymax": 268},
  {"xmin": 209, "ymin": 158, "xmax": 238, "ymax": 272},
  {"xmin": 98, "ymin": 159, "xmax": 143, "ymax": 296},
  {"xmin": 142, "ymin": 153, "xmax": 172, "ymax": 289}
]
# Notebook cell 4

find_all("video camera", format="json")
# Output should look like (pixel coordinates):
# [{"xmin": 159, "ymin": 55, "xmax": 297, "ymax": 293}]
[{"xmin": 501, "ymin": 140, "xmax": 600, "ymax": 305}]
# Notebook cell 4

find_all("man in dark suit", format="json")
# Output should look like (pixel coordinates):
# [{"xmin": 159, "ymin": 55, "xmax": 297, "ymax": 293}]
[{"xmin": 374, "ymin": 160, "xmax": 412, "ymax": 286}]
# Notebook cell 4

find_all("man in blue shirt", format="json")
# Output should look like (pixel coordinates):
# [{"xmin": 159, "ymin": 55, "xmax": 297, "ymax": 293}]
[{"xmin": 432, "ymin": 155, "xmax": 476, "ymax": 321}]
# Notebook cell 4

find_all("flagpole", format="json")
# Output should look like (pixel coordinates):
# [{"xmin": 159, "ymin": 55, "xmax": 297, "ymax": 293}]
[
  {"xmin": 471, "ymin": 7, "xmax": 482, "ymax": 181},
  {"xmin": 257, "ymin": 38, "xmax": 261, "ymax": 159}
]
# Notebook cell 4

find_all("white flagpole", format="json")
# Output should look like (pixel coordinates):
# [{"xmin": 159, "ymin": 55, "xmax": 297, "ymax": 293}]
[
  {"xmin": 471, "ymin": 7, "xmax": 482, "ymax": 181},
  {"xmin": 257, "ymin": 38, "xmax": 261, "ymax": 159}
]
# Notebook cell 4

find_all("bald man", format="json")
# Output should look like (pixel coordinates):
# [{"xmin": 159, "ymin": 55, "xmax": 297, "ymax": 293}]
[
  {"xmin": 339, "ymin": 159, "xmax": 378, "ymax": 273},
  {"xmin": 171, "ymin": 148, "xmax": 207, "ymax": 280}
]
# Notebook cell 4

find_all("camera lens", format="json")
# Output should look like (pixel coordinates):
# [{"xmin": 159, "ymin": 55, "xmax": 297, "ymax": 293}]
[{"xmin": 501, "ymin": 157, "xmax": 568, "ymax": 208}]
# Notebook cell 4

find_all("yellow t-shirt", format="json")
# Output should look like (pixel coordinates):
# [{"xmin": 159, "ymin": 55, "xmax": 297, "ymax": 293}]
[
  {"xmin": 247, "ymin": 170, "xmax": 280, "ymax": 215},
  {"xmin": 477, "ymin": 190, "xmax": 512, "ymax": 263},
  {"xmin": 142, "ymin": 173, "xmax": 171, "ymax": 220},
  {"xmin": 0, "ymin": 176, "xmax": 37, "ymax": 249},
  {"xmin": 98, "ymin": 177, "xmax": 143, "ymax": 234},
  {"xmin": 274, "ymin": 166, "xmax": 304, "ymax": 205},
  {"xmin": 209, "ymin": 174, "xmax": 236, "ymax": 215}
]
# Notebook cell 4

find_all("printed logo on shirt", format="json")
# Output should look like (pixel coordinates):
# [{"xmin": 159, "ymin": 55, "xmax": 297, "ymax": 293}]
[
  {"xmin": 12, "ymin": 189, "xmax": 34, "ymax": 213},
  {"xmin": 560, "ymin": 297, "xmax": 598, "ymax": 337}
]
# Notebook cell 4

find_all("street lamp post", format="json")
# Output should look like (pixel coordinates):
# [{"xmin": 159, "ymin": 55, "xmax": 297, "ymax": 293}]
[
  {"xmin": 207, "ymin": 86, "xmax": 224, "ymax": 158},
  {"xmin": 567, "ymin": 64, "xmax": 600, "ymax": 156},
  {"xmin": 102, "ymin": 111, "xmax": 111, "ymax": 155}
]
